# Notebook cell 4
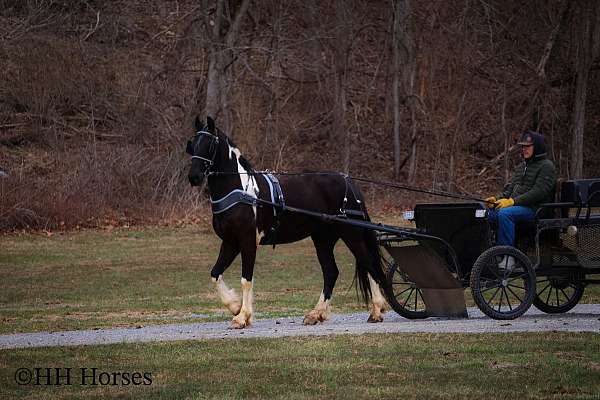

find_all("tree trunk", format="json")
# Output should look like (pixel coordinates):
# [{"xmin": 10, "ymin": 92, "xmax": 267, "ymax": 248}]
[
  {"xmin": 502, "ymin": 84, "xmax": 509, "ymax": 184},
  {"xmin": 407, "ymin": 63, "xmax": 418, "ymax": 184},
  {"xmin": 407, "ymin": 103, "xmax": 417, "ymax": 183},
  {"xmin": 537, "ymin": 0, "xmax": 573, "ymax": 78},
  {"xmin": 201, "ymin": 0, "xmax": 250, "ymax": 135},
  {"xmin": 392, "ymin": 0, "xmax": 414, "ymax": 179},
  {"xmin": 448, "ymin": 92, "xmax": 466, "ymax": 192},
  {"xmin": 392, "ymin": 0, "xmax": 401, "ymax": 178},
  {"xmin": 203, "ymin": 0, "xmax": 224, "ymax": 120},
  {"xmin": 570, "ymin": 0, "xmax": 598, "ymax": 178},
  {"xmin": 333, "ymin": 0, "xmax": 351, "ymax": 173},
  {"xmin": 205, "ymin": 50, "xmax": 221, "ymax": 119}
]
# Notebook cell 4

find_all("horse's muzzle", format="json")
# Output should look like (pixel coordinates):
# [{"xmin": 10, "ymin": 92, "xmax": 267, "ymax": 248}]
[{"xmin": 188, "ymin": 173, "xmax": 204, "ymax": 187}]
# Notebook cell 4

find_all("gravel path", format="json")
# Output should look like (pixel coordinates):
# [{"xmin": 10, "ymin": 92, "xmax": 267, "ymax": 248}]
[{"xmin": 1, "ymin": 304, "xmax": 599, "ymax": 349}]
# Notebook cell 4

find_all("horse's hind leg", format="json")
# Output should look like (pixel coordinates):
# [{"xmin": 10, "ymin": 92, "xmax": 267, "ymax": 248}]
[
  {"xmin": 366, "ymin": 274, "xmax": 387, "ymax": 323},
  {"xmin": 211, "ymin": 241, "xmax": 241, "ymax": 316},
  {"xmin": 304, "ymin": 234, "xmax": 339, "ymax": 325},
  {"xmin": 340, "ymin": 232, "xmax": 388, "ymax": 323}
]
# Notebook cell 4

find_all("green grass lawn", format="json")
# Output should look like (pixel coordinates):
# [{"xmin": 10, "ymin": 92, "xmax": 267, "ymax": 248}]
[
  {"xmin": 0, "ymin": 226, "xmax": 368, "ymax": 334},
  {"xmin": 1, "ymin": 225, "xmax": 600, "ymax": 334},
  {"xmin": 1, "ymin": 333, "xmax": 599, "ymax": 399},
  {"xmin": 2, "ymin": 226, "xmax": 600, "ymax": 399}
]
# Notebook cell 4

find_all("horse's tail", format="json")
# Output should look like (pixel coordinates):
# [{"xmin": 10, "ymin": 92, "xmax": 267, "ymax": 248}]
[{"xmin": 354, "ymin": 212, "xmax": 387, "ymax": 304}]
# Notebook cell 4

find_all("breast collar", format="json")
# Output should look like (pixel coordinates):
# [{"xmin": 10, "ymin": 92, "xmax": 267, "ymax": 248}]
[{"xmin": 210, "ymin": 173, "xmax": 284, "ymax": 215}]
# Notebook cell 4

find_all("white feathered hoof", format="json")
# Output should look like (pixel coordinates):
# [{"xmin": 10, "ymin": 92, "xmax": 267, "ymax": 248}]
[
  {"xmin": 229, "ymin": 312, "xmax": 251, "ymax": 329},
  {"xmin": 367, "ymin": 313, "xmax": 384, "ymax": 323},
  {"xmin": 303, "ymin": 309, "xmax": 329, "ymax": 325}
]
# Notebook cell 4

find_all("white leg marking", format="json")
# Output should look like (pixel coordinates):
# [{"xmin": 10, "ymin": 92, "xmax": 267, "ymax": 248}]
[
  {"xmin": 213, "ymin": 275, "xmax": 241, "ymax": 315},
  {"xmin": 367, "ymin": 274, "xmax": 387, "ymax": 323},
  {"xmin": 230, "ymin": 278, "xmax": 254, "ymax": 329},
  {"xmin": 256, "ymin": 229, "xmax": 265, "ymax": 247},
  {"xmin": 303, "ymin": 292, "xmax": 332, "ymax": 325}
]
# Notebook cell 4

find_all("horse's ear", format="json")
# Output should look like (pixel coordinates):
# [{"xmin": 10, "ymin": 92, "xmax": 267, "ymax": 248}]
[
  {"xmin": 194, "ymin": 115, "xmax": 203, "ymax": 132},
  {"xmin": 206, "ymin": 116, "xmax": 215, "ymax": 132}
]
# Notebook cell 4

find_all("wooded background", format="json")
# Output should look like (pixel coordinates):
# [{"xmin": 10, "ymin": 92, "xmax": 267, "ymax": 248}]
[{"xmin": 1, "ymin": 0, "xmax": 599, "ymax": 230}]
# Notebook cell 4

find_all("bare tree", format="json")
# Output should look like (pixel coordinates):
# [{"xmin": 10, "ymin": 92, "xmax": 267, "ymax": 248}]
[
  {"xmin": 391, "ymin": 0, "xmax": 416, "ymax": 180},
  {"xmin": 332, "ymin": 0, "xmax": 352, "ymax": 173},
  {"xmin": 202, "ymin": 0, "xmax": 250, "ymax": 135},
  {"xmin": 570, "ymin": 0, "xmax": 600, "ymax": 178},
  {"xmin": 536, "ymin": 0, "xmax": 573, "ymax": 79}
]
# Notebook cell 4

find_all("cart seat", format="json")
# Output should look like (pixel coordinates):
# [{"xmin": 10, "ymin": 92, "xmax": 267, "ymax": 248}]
[
  {"xmin": 560, "ymin": 179, "xmax": 600, "ymax": 205},
  {"xmin": 515, "ymin": 179, "xmax": 600, "ymax": 257}
]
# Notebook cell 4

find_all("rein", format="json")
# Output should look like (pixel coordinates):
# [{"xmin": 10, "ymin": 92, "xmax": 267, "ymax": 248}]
[
  {"xmin": 206, "ymin": 170, "xmax": 488, "ymax": 204},
  {"xmin": 187, "ymin": 127, "xmax": 488, "ymax": 205}
]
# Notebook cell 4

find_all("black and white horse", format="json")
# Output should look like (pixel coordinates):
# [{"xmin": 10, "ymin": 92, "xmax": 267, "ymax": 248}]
[{"xmin": 186, "ymin": 116, "xmax": 388, "ymax": 328}]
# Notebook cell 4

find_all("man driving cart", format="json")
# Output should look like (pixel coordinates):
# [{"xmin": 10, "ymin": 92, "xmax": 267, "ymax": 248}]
[{"xmin": 486, "ymin": 131, "xmax": 557, "ymax": 268}]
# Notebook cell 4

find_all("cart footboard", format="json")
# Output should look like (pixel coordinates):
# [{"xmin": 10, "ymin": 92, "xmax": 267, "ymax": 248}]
[{"xmin": 382, "ymin": 239, "xmax": 467, "ymax": 319}]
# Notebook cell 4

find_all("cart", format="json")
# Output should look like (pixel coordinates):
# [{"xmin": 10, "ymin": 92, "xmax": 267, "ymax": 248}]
[{"xmin": 379, "ymin": 178, "xmax": 600, "ymax": 320}]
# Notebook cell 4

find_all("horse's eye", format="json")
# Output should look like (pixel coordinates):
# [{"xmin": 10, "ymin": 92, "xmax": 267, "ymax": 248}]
[{"xmin": 186, "ymin": 140, "xmax": 194, "ymax": 155}]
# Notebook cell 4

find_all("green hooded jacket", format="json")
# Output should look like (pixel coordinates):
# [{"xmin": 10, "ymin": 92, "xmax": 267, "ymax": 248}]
[{"xmin": 498, "ymin": 133, "xmax": 557, "ymax": 207}]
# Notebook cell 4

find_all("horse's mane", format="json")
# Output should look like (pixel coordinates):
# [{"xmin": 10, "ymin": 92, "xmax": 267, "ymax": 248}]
[
  {"xmin": 218, "ymin": 128, "xmax": 255, "ymax": 174},
  {"xmin": 238, "ymin": 155, "xmax": 254, "ymax": 174}
]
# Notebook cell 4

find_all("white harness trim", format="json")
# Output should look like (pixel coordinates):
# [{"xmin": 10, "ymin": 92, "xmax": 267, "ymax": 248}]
[{"xmin": 191, "ymin": 155, "xmax": 214, "ymax": 164}]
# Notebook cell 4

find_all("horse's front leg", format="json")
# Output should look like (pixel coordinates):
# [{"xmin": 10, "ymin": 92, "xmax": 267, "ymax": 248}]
[
  {"xmin": 304, "ymin": 234, "xmax": 339, "ymax": 325},
  {"xmin": 230, "ymin": 242, "xmax": 256, "ymax": 329},
  {"xmin": 211, "ymin": 241, "xmax": 241, "ymax": 316}
]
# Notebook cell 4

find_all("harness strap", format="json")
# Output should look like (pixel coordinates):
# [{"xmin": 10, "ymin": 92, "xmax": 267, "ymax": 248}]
[
  {"xmin": 265, "ymin": 173, "xmax": 285, "ymax": 214},
  {"xmin": 192, "ymin": 155, "xmax": 214, "ymax": 164},
  {"xmin": 210, "ymin": 189, "xmax": 257, "ymax": 214},
  {"xmin": 210, "ymin": 174, "xmax": 286, "ymax": 216},
  {"xmin": 343, "ymin": 209, "xmax": 368, "ymax": 219},
  {"xmin": 339, "ymin": 175, "xmax": 367, "ymax": 220},
  {"xmin": 264, "ymin": 174, "xmax": 276, "ymax": 216}
]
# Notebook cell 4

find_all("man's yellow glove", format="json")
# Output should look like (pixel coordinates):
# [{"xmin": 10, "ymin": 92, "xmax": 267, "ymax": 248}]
[
  {"xmin": 495, "ymin": 198, "xmax": 514, "ymax": 209},
  {"xmin": 484, "ymin": 196, "xmax": 496, "ymax": 208}
]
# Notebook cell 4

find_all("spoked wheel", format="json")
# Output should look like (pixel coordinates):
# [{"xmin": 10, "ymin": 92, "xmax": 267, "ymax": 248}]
[
  {"xmin": 533, "ymin": 273, "xmax": 585, "ymax": 314},
  {"xmin": 470, "ymin": 246, "xmax": 535, "ymax": 320},
  {"xmin": 384, "ymin": 261, "xmax": 428, "ymax": 319}
]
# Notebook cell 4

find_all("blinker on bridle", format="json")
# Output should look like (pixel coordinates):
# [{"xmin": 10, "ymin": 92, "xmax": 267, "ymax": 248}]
[{"xmin": 189, "ymin": 130, "xmax": 219, "ymax": 174}]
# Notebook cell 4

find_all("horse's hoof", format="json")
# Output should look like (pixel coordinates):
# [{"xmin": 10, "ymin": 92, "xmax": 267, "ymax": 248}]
[
  {"xmin": 229, "ymin": 322, "xmax": 245, "ymax": 329},
  {"xmin": 367, "ymin": 314, "xmax": 384, "ymax": 323},
  {"xmin": 229, "ymin": 319, "xmax": 247, "ymax": 329},
  {"xmin": 303, "ymin": 308, "xmax": 330, "ymax": 325},
  {"xmin": 229, "ymin": 313, "xmax": 251, "ymax": 329}
]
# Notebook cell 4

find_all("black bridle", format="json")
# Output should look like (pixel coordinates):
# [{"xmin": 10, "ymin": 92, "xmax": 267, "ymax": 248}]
[{"xmin": 187, "ymin": 130, "xmax": 220, "ymax": 176}]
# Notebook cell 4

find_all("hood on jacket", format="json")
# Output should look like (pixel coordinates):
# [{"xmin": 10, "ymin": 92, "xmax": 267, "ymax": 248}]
[{"xmin": 518, "ymin": 131, "xmax": 546, "ymax": 158}]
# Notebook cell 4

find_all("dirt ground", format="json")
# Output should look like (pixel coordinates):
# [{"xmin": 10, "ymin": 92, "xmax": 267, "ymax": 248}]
[{"xmin": 1, "ymin": 304, "xmax": 599, "ymax": 349}]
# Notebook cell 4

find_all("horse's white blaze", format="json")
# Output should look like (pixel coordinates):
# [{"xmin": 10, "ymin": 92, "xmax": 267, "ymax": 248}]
[
  {"xmin": 228, "ymin": 144, "xmax": 259, "ymax": 218},
  {"xmin": 368, "ymin": 274, "xmax": 387, "ymax": 320},
  {"xmin": 232, "ymin": 278, "xmax": 254, "ymax": 327},
  {"xmin": 213, "ymin": 275, "xmax": 241, "ymax": 315}
]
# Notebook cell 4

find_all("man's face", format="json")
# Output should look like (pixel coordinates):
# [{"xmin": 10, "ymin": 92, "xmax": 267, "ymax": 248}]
[{"xmin": 521, "ymin": 144, "xmax": 534, "ymax": 159}]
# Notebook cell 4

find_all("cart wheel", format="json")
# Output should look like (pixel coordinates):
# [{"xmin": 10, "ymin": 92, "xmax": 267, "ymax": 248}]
[
  {"xmin": 470, "ymin": 246, "xmax": 535, "ymax": 320},
  {"xmin": 384, "ymin": 261, "xmax": 428, "ymax": 319},
  {"xmin": 533, "ymin": 274, "xmax": 585, "ymax": 314}
]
